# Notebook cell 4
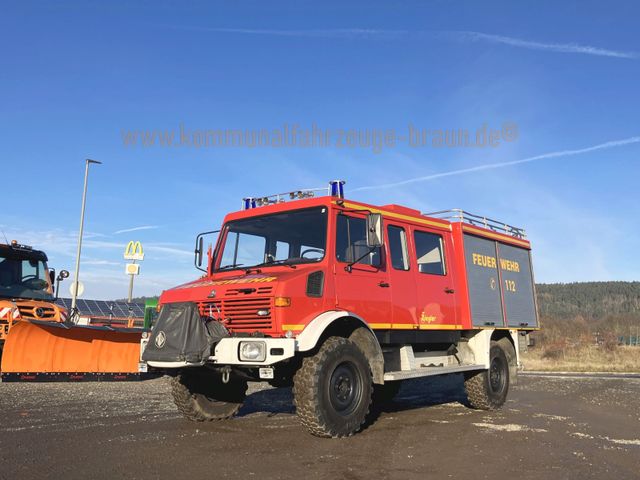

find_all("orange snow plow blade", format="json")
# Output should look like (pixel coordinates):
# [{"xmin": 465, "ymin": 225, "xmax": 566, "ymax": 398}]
[{"xmin": 1, "ymin": 320, "xmax": 147, "ymax": 381}]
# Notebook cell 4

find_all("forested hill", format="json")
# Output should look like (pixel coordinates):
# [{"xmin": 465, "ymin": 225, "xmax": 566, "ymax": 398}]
[{"xmin": 536, "ymin": 282, "xmax": 640, "ymax": 320}]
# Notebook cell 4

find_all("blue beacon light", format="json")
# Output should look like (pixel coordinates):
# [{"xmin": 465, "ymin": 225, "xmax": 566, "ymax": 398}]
[{"xmin": 329, "ymin": 180, "xmax": 345, "ymax": 198}]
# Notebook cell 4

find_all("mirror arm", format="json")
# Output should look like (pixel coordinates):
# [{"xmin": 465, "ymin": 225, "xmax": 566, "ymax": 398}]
[{"xmin": 344, "ymin": 246, "xmax": 377, "ymax": 272}]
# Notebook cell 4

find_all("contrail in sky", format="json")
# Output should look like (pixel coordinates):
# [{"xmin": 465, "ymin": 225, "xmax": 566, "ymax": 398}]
[
  {"xmin": 114, "ymin": 225, "xmax": 159, "ymax": 235},
  {"xmin": 353, "ymin": 136, "xmax": 640, "ymax": 192},
  {"xmin": 166, "ymin": 26, "xmax": 407, "ymax": 39},
  {"xmin": 165, "ymin": 25, "xmax": 637, "ymax": 59},
  {"xmin": 446, "ymin": 31, "xmax": 638, "ymax": 59}
]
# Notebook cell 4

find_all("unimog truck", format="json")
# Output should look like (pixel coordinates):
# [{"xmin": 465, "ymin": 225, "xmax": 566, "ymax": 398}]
[
  {"xmin": 143, "ymin": 181, "xmax": 539, "ymax": 437},
  {"xmin": 0, "ymin": 240, "xmax": 69, "ymax": 360}
]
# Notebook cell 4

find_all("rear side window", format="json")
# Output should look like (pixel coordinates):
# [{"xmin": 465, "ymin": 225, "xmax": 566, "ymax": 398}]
[
  {"xmin": 414, "ymin": 230, "xmax": 446, "ymax": 275},
  {"xmin": 336, "ymin": 215, "xmax": 381, "ymax": 266},
  {"xmin": 387, "ymin": 225, "xmax": 409, "ymax": 270}
]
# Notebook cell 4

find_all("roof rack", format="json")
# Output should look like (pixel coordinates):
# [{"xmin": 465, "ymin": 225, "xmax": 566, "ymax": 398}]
[
  {"xmin": 242, "ymin": 180, "xmax": 345, "ymax": 210},
  {"xmin": 425, "ymin": 209, "xmax": 526, "ymax": 239}
]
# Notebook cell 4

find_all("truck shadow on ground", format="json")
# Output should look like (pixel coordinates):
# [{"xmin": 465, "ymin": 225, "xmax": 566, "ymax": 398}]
[{"xmin": 238, "ymin": 374, "xmax": 468, "ymax": 418}]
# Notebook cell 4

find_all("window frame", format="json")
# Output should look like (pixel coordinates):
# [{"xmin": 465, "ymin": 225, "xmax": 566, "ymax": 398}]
[
  {"xmin": 334, "ymin": 213, "xmax": 382, "ymax": 267},
  {"xmin": 213, "ymin": 206, "xmax": 329, "ymax": 272},
  {"xmin": 413, "ymin": 229, "xmax": 447, "ymax": 276},
  {"xmin": 387, "ymin": 224, "xmax": 410, "ymax": 271}
]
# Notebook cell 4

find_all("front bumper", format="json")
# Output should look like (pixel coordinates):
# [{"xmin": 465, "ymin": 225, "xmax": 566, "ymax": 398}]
[{"xmin": 146, "ymin": 337, "xmax": 297, "ymax": 369}]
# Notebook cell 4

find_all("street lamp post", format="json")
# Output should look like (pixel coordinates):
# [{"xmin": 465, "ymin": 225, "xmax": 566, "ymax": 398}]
[{"xmin": 70, "ymin": 159, "xmax": 102, "ymax": 317}]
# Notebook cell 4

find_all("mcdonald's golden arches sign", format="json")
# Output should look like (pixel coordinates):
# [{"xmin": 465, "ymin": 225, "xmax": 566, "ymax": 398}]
[{"xmin": 124, "ymin": 241, "xmax": 144, "ymax": 261}]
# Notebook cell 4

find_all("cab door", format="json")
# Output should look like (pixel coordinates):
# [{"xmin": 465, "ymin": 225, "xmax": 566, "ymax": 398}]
[
  {"xmin": 411, "ymin": 227, "xmax": 458, "ymax": 328},
  {"xmin": 385, "ymin": 222, "xmax": 417, "ymax": 328},
  {"xmin": 333, "ymin": 213, "xmax": 393, "ymax": 327}
]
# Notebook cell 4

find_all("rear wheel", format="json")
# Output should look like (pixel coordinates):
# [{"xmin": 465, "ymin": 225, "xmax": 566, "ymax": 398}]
[
  {"xmin": 464, "ymin": 342, "xmax": 510, "ymax": 410},
  {"xmin": 293, "ymin": 337, "xmax": 373, "ymax": 438},
  {"xmin": 171, "ymin": 368, "xmax": 248, "ymax": 421}
]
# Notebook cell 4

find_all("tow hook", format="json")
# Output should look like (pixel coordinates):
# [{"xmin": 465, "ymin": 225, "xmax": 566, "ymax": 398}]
[{"xmin": 221, "ymin": 366, "xmax": 231, "ymax": 384}]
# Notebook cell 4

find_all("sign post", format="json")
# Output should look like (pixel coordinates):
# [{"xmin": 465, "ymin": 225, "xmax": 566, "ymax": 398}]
[
  {"xmin": 71, "ymin": 159, "xmax": 101, "ymax": 320},
  {"xmin": 124, "ymin": 241, "xmax": 144, "ymax": 305}
]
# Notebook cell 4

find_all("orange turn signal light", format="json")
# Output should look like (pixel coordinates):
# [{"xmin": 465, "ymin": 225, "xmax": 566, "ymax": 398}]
[{"xmin": 274, "ymin": 297, "xmax": 291, "ymax": 307}]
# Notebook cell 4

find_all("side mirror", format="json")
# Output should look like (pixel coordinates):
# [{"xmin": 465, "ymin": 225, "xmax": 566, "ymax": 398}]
[
  {"xmin": 54, "ymin": 270, "xmax": 69, "ymax": 300},
  {"xmin": 196, "ymin": 236, "xmax": 204, "ymax": 267},
  {"xmin": 366, "ymin": 213, "xmax": 384, "ymax": 248},
  {"xmin": 194, "ymin": 229, "xmax": 221, "ymax": 273},
  {"xmin": 49, "ymin": 269, "xmax": 56, "ymax": 285}
]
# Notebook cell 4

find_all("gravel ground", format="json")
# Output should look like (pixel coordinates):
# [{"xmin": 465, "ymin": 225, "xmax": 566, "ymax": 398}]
[{"xmin": 1, "ymin": 374, "xmax": 639, "ymax": 480}]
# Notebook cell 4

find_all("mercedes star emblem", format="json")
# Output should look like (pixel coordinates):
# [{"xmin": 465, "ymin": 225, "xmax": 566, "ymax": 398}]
[{"xmin": 155, "ymin": 331, "xmax": 167, "ymax": 349}]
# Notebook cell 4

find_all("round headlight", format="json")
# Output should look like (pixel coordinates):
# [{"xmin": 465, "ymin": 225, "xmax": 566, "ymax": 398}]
[{"xmin": 239, "ymin": 341, "xmax": 266, "ymax": 362}]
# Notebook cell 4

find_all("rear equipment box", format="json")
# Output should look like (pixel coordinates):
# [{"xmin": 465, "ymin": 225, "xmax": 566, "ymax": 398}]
[{"xmin": 463, "ymin": 233, "xmax": 537, "ymax": 328}]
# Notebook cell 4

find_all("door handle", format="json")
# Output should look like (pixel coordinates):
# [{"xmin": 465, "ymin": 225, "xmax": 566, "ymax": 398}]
[
  {"xmin": 378, "ymin": 281, "xmax": 390, "ymax": 288},
  {"xmin": 444, "ymin": 287, "xmax": 455, "ymax": 294}
]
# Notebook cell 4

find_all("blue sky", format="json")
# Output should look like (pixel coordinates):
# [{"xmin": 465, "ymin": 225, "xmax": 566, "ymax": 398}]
[{"xmin": 1, "ymin": 1, "xmax": 639, "ymax": 299}]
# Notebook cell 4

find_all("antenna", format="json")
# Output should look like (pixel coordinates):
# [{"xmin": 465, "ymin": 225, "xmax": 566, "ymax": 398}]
[{"xmin": 1, "ymin": 230, "xmax": 8, "ymax": 245}]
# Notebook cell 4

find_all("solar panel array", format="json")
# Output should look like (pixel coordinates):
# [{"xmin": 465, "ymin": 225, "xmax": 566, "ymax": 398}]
[{"xmin": 56, "ymin": 298, "xmax": 145, "ymax": 318}]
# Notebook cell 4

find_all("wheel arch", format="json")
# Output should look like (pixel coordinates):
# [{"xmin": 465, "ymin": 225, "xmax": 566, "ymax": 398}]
[
  {"xmin": 490, "ymin": 330, "xmax": 518, "ymax": 385},
  {"xmin": 296, "ymin": 311, "xmax": 385, "ymax": 384}
]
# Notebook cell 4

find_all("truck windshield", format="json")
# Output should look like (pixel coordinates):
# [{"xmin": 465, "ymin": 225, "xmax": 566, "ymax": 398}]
[
  {"xmin": 216, "ymin": 207, "xmax": 328, "ymax": 271},
  {"xmin": 0, "ymin": 253, "xmax": 52, "ymax": 301}
]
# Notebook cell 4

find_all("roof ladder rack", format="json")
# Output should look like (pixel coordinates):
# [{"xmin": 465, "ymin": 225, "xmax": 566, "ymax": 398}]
[{"xmin": 425, "ymin": 209, "xmax": 526, "ymax": 238}]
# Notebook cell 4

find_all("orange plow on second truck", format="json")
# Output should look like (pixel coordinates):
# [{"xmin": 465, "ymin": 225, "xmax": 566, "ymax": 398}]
[
  {"xmin": 1, "ymin": 320, "xmax": 148, "ymax": 381},
  {"xmin": 0, "ymin": 240, "xmax": 150, "ymax": 381}
]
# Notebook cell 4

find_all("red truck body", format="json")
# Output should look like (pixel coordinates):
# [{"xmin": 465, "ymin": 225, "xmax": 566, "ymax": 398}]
[{"xmin": 147, "ymin": 184, "xmax": 538, "ymax": 437}]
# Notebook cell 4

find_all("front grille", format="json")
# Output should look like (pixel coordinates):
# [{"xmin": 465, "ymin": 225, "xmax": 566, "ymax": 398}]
[
  {"xmin": 16, "ymin": 303, "xmax": 57, "ymax": 320},
  {"xmin": 225, "ymin": 286, "xmax": 274, "ymax": 297},
  {"xmin": 199, "ymin": 296, "xmax": 273, "ymax": 332}
]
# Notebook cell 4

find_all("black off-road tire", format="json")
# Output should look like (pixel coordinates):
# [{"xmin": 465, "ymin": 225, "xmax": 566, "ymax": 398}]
[
  {"xmin": 464, "ymin": 342, "xmax": 510, "ymax": 410},
  {"xmin": 171, "ymin": 369, "xmax": 248, "ymax": 421},
  {"xmin": 293, "ymin": 336, "xmax": 373, "ymax": 438}
]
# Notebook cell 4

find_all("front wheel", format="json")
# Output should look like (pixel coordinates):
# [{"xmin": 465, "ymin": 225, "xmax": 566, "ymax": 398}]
[
  {"xmin": 171, "ymin": 368, "xmax": 248, "ymax": 421},
  {"xmin": 293, "ymin": 336, "xmax": 373, "ymax": 438},
  {"xmin": 464, "ymin": 342, "xmax": 510, "ymax": 410}
]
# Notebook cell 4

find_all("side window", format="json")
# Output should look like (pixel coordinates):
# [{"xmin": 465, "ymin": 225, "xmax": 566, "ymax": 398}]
[
  {"xmin": 414, "ymin": 230, "xmax": 446, "ymax": 275},
  {"xmin": 387, "ymin": 225, "xmax": 409, "ymax": 270},
  {"xmin": 336, "ymin": 214, "xmax": 381, "ymax": 266}
]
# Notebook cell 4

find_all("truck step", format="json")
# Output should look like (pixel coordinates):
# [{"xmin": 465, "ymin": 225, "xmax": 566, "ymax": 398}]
[{"xmin": 383, "ymin": 364, "xmax": 486, "ymax": 381}]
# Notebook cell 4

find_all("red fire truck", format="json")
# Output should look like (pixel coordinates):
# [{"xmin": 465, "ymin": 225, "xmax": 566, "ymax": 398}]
[{"xmin": 143, "ymin": 180, "xmax": 539, "ymax": 437}]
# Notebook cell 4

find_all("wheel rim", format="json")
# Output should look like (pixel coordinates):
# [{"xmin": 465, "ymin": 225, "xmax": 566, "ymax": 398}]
[
  {"xmin": 328, "ymin": 361, "xmax": 363, "ymax": 416},
  {"xmin": 489, "ymin": 356, "xmax": 506, "ymax": 394}
]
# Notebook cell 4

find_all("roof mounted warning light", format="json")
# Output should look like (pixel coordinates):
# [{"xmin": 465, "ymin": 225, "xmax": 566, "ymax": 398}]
[{"xmin": 242, "ymin": 180, "xmax": 346, "ymax": 210}]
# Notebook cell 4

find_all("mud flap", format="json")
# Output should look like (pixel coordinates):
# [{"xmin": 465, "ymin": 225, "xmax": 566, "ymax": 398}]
[{"xmin": 142, "ymin": 302, "xmax": 227, "ymax": 365}]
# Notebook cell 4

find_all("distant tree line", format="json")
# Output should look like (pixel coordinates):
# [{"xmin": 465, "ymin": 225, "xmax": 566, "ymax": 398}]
[
  {"xmin": 535, "ymin": 282, "xmax": 640, "ymax": 346},
  {"xmin": 536, "ymin": 281, "xmax": 640, "ymax": 319},
  {"xmin": 115, "ymin": 295, "xmax": 159, "ymax": 304}
]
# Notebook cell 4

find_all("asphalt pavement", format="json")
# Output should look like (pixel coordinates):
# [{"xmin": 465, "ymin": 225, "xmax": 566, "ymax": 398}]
[{"xmin": 1, "ymin": 373, "xmax": 639, "ymax": 479}]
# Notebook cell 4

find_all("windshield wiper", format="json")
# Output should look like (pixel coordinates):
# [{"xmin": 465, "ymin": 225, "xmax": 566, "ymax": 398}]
[
  {"xmin": 215, "ymin": 263, "xmax": 244, "ymax": 272},
  {"xmin": 249, "ymin": 259, "xmax": 297, "ymax": 270}
]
